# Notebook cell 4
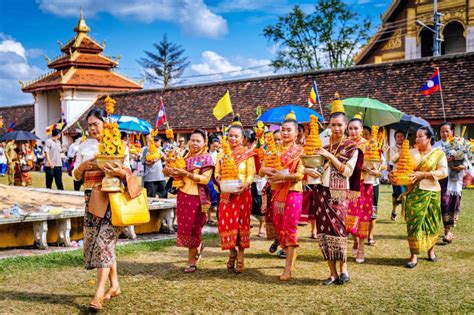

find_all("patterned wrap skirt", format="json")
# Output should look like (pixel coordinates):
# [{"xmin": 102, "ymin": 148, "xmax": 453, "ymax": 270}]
[
  {"xmin": 313, "ymin": 185, "xmax": 348, "ymax": 262},
  {"xmin": 345, "ymin": 183, "xmax": 373, "ymax": 238},
  {"xmin": 272, "ymin": 191, "xmax": 303, "ymax": 248},
  {"xmin": 83, "ymin": 189, "xmax": 122, "ymax": 270},
  {"xmin": 440, "ymin": 178, "xmax": 462, "ymax": 228},
  {"xmin": 218, "ymin": 189, "xmax": 252, "ymax": 250},
  {"xmin": 264, "ymin": 187, "xmax": 276, "ymax": 240},
  {"xmin": 404, "ymin": 187, "xmax": 442, "ymax": 255},
  {"xmin": 176, "ymin": 191, "xmax": 207, "ymax": 249}
]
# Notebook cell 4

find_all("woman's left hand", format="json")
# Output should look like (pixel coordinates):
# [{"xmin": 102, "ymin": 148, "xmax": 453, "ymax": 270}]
[
  {"xmin": 103, "ymin": 162, "xmax": 127, "ymax": 178},
  {"xmin": 170, "ymin": 167, "xmax": 187, "ymax": 177},
  {"xmin": 315, "ymin": 147, "xmax": 330, "ymax": 158},
  {"xmin": 368, "ymin": 169, "xmax": 380, "ymax": 176},
  {"xmin": 410, "ymin": 171, "xmax": 425, "ymax": 183},
  {"xmin": 267, "ymin": 169, "xmax": 286, "ymax": 183}
]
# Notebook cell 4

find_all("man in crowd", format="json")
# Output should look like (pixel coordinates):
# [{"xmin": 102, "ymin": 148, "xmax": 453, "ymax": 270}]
[
  {"xmin": 44, "ymin": 128, "xmax": 64, "ymax": 190},
  {"xmin": 67, "ymin": 134, "xmax": 83, "ymax": 191},
  {"xmin": 141, "ymin": 136, "xmax": 167, "ymax": 198}
]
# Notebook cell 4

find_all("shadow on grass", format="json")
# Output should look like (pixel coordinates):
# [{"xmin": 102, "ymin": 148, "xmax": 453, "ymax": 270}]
[
  {"xmin": 363, "ymin": 257, "xmax": 407, "ymax": 267},
  {"xmin": 118, "ymin": 260, "xmax": 320, "ymax": 286},
  {"xmin": 0, "ymin": 290, "xmax": 89, "ymax": 312}
]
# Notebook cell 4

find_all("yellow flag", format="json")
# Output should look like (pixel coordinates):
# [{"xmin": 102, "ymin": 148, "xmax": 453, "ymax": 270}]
[{"xmin": 213, "ymin": 91, "xmax": 233, "ymax": 120}]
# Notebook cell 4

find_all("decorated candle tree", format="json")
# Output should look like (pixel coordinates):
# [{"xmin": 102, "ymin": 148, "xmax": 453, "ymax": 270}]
[
  {"xmin": 98, "ymin": 96, "xmax": 125, "ymax": 157},
  {"xmin": 254, "ymin": 121, "xmax": 266, "ymax": 162},
  {"xmin": 220, "ymin": 135, "xmax": 239, "ymax": 181},
  {"xmin": 146, "ymin": 129, "xmax": 161, "ymax": 162},
  {"xmin": 365, "ymin": 126, "xmax": 382, "ymax": 161},
  {"xmin": 304, "ymin": 115, "xmax": 322, "ymax": 155},
  {"xmin": 264, "ymin": 132, "xmax": 282, "ymax": 170},
  {"xmin": 393, "ymin": 139, "xmax": 415, "ymax": 186},
  {"xmin": 95, "ymin": 96, "xmax": 125, "ymax": 191}
]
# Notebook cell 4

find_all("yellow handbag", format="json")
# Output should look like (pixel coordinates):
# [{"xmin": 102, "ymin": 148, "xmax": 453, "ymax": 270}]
[{"xmin": 108, "ymin": 188, "xmax": 150, "ymax": 226}]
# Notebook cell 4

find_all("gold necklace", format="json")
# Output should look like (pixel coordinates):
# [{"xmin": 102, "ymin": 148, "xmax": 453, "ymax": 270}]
[{"xmin": 330, "ymin": 135, "xmax": 345, "ymax": 155}]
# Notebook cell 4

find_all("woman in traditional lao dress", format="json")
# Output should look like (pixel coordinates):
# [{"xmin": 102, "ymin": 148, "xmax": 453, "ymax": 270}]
[
  {"xmin": 215, "ymin": 116, "xmax": 256, "ymax": 273},
  {"xmin": 435, "ymin": 122, "xmax": 467, "ymax": 243},
  {"xmin": 164, "ymin": 129, "xmax": 214, "ymax": 273},
  {"xmin": 308, "ymin": 95, "xmax": 363, "ymax": 285},
  {"xmin": 73, "ymin": 108, "xmax": 131, "ymax": 310},
  {"xmin": 393, "ymin": 127, "xmax": 448, "ymax": 268},
  {"xmin": 260, "ymin": 112, "xmax": 304, "ymax": 281},
  {"xmin": 345, "ymin": 114, "xmax": 374, "ymax": 263}
]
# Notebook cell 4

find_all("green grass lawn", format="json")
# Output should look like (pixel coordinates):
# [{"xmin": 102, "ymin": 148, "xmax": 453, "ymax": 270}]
[
  {"xmin": 0, "ymin": 186, "xmax": 473, "ymax": 313},
  {"xmin": 0, "ymin": 171, "xmax": 76, "ymax": 191}
]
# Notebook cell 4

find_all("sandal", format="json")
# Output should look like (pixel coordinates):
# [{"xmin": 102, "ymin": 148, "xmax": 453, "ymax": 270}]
[
  {"xmin": 195, "ymin": 243, "xmax": 204, "ymax": 262},
  {"xmin": 355, "ymin": 249, "xmax": 365, "ymax": 263},
  {"xmin": 277, "ymin": 250, "xmax": 286, "ymax": 259},
  {"xmin": 367, "ymin": 238, "xmax": 376, "ymax": 246},
  {"xmin": 104, "ymin": 287, "xmax": 121, "ymax": 301},
  {"xmin": 184, "ymin": 265, "xmax": 197, "ymax": 273},
  {"xmin": 235, "ymin": 259, "xmax": 244, "ymax": 274},
  {"xmin": 391, "ymin": 212, "xmax": 398, "ymax": 221},
  {"xmin": 227, "ymin": 249, "xmax": 237, "ymax": 270},
  {"xmin": 89, "ymin": 296, "xmax": 104, "ymax": 311},
  {"xmin": 310, "ymin": 233, "xmax": 317, "ymax": 239},
  {"xmin": 269, "ymin": 240, "xmax": 279, "ymax": 254}
]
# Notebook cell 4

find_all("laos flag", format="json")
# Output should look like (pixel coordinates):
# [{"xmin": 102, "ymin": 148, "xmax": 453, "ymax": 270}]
[
  {"xmin": 155, "ymin": 96, "xmax": 167, "ymax": 128},
  {"xmin": 421, "ymin": 69, "xmax": 440, "ymax": 95}
]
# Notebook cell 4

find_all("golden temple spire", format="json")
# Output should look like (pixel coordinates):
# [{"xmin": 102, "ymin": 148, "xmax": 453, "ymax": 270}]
[{"xmin": 74, "ymin": 8, "xmax": 90, "ymax": 33}]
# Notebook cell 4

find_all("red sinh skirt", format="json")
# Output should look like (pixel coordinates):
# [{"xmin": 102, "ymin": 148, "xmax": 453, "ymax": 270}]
[
  {"xmin": 218, "ymin": 189, "xmax": 252, "ymax": 250},
  {"xmin": 176, "ymin": 191, "xmax": 207, "ymax": 249}
]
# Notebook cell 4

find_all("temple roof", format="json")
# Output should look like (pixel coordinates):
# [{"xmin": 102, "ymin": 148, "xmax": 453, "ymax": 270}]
[
  {"xmin": 21, "ymin": 68, "xmax": 142, "ymax": 92},
  {"xmin": 48, "ymin": 52, "xmax": 118, "ymax": 70},
  {"xmin": 354, "ymin": 0, "xmax": 407, "ymax": 64},
  {"xmin": 22, "ymin": 12, "xmax": 142, "ymax": 93}
]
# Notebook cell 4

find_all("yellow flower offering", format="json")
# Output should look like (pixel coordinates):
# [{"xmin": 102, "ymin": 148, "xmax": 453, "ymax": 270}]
[
  {"xmin": 264, "ymin": 132, "xmax": 282, "ymax": 170},
  {"xmin": 393, "ymin": 140, "xmax": 414, "ymax": 186},
  {"xmin": 98, "ymin": 120, "xmax": 124, "ymax": 156},
  {"xmin": 220, "ymin": 135, "xmax": 239, "ymax": 181},
  {"xmin": 104, "ymin": 96, "xmax": 116, "ymax": 115},
  {"xmin": 166, "ymin": 128, "xmax": 174, "ymax": 140},
  {"xmin": 146, "ymin": 129, "xmax": 161, "ymax": 162},
  {"xmin": 304, "ymin": 115, "xmax": 322, "ymax": 155},
  {"xmin": 365, "ymin": 126, "xmax": 381, "ymax": 161},
  {"xmin": 166, "ymin": 149, "xmax": 185, "ymax": 188}
]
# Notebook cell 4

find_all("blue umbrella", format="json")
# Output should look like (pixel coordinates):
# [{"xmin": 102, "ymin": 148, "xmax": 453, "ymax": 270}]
[
  {"xmin": 0, "ymin": 130, "xmax": 39, "ymax": 141},
  {"xmin": 111, "ymin": 115, "xmax": 153, "ymax": 134},
  {"xmin": 258, "ymin": 105, "xmax": 323, "ymax": 124},
  {"xmin": 387, "ymin": 114, "xmax": 432, "ymax": 136}
]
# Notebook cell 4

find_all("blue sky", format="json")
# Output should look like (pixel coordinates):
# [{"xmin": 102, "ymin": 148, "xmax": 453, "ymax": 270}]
[{"xmin": 0, "ymin": 0, "xmax": 392, "ymax": 106}]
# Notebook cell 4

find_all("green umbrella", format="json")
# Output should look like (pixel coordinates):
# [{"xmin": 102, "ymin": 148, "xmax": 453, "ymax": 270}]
[{"xmin": 328, "ymin": 97, "xmax": 403, "ymax": 126}]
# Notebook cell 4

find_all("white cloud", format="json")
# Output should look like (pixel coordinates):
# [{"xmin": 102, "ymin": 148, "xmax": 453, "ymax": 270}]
[
  {"xmin": 357, "ymin": 0, "xmax": 371, "ymax": 4},
  {"xmin": 184, "ymin": 50, "xmax": 282, "ymax": 85},
  {"xmin": 191, "ymin": 51, "xmax": 241, "ymax": 75},
  {"xmin": 37, "ymin": 0, "xmax": 228, "ymax": 38},
  {"xmin": 0, "ymin": 35, "xmax": 44, "ymax": 106}
]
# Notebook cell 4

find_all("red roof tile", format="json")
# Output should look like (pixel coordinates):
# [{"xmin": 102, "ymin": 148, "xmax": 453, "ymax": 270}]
[
  {"xmin": 48, "ymin": 53, "xmax": 117, "ymax": 70},
  {"xmin": 0, "ymin": 104, "xmax": 35, "ymax": 136},
  {"xmin": 22, "ymin": 68, "xmax": 142, "ymax": 92}
]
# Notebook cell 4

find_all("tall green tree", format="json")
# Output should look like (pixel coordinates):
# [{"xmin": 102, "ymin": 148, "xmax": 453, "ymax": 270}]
[
  {"xmin": 263, "ymin": 0, "xmax": 372, "ymax": 71},
  {"xmin": 138, "ymin": 34, "xmax": 190, "ymax": 88}
]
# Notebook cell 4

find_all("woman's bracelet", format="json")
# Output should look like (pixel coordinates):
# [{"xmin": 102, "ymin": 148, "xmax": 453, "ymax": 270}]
[{"xmin": 338, "ymin": 163, "xmax": 346, "ymax": 174}]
